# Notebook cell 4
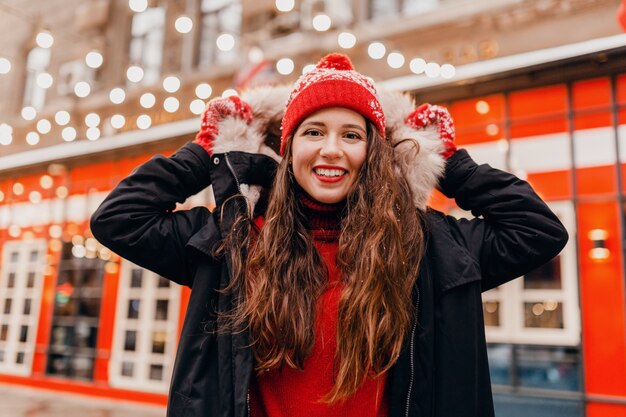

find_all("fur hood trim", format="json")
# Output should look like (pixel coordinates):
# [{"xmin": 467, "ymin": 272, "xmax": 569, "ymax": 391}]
[{"xmin": 211, "ymin": 86, "xmax": 446, "ymax": 211}]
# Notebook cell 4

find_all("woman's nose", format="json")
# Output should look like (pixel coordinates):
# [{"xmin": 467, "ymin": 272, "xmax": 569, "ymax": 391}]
[{"xmin": 319, "ymin": 135, "xmax": 343, "ymax": 159}]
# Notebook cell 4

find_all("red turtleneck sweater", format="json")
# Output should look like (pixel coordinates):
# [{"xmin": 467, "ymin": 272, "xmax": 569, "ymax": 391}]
[{"xmin": 248, "ymin": 195, "xmax": 388, "ymax": 417}]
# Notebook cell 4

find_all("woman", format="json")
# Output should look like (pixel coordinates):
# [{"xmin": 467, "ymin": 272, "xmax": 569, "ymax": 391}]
[{"xmin": 90, "ymin": 54, "xmax": 568, "ymax": 417}]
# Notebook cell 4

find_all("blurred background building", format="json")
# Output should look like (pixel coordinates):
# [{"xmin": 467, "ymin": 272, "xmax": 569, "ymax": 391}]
[{"xmin": 0, "ymin": 0, "xmax": 625, "ymax": 416}]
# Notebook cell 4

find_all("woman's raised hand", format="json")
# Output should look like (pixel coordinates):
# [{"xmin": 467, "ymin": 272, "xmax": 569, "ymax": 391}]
[
  {"xmin": 405, "ymin": 103, "xmax": 457, "ymax": 160},
  {"xmin": 193, "ymin": 96, "xmax": 254, "ymax": 155}
]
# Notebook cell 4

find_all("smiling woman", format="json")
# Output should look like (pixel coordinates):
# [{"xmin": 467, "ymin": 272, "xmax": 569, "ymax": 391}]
[
  {"xmin": 291, "ymin": 107, "xmax": 367, "ymax": 204},
  {"xmin": 90, "ymin": 53, "xmax": 568, "ymax": 417}
]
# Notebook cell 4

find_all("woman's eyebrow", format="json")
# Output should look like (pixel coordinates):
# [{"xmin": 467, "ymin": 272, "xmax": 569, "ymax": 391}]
[
  {"xmin": 300, "ymin": 121, "xmax": 366, "ymax": 133},
  {"xmin": 342, "ymin": 124, "xmax": 366, "ymax": 133}
]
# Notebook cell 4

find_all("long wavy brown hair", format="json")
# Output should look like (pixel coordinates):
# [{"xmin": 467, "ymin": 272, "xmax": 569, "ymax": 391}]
[{"xmin": 221, "ymin": 121, "xmax": 426, "ymax": 402}]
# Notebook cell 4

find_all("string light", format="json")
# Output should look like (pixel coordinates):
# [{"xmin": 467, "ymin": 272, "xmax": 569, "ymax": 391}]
[
  {"xmin": 127, "ymin": 65, "xmax": 144, "ymax": 83},
  {"xmin": 13, "ymin": 182, "xmax": 24, "ymax": 195},
  {"xmin": 56, "ymin": 186, "xmax": 69, "ymax": 199},
  {"xmin": 0, "ymin": 57, "xmax": 11, "ymax": 74},
  {"xmin": 86, "ymin": 127, "xmax": 101, "ymax": 141},
  {"xmin": 26, "ymin": 132, "xmax": 40, "ymax": 145},
  {"xmin": 54, "ymin": 110, "xmax": 70, "ymax": 126},
  {"xmin": 140, "ymin": 92, "xmax": 156, "ymax": 108},
  {"xmin": 476, "ymin": 100, "xmax": 490, "ymax": 115},
  {"xmin": 36, "ymin": 72, "xmax": 53, "ymax": 89},
  {"xmin": 29, "ymin": 191, "xmax": 42, "ymax": 204},
  {"xmin": 222, "ymin": 89, "xmax": 238, "ymax": 98},
  {"xmin": 40, "ymin": 175, "xmax": 54, "ymax": 189},
  {"xmin": 248, "ymin": 47, "xmax": 264, "ymax": 63},
  {"xmin": 163, "ymin": 97, "xmax": 180, "ymax": 113},
  {"xmin": 8, "ymin": 225, "xmax": 21, "ymax": 238},
  {"xmin": 276, "ymin": 58, "xmax": 294, "ymax": 75},
  {"xmin": 85, "ymin": 113, "xmax": 100, "ymax": 127},
  {"xmin": 275, "ymin": 0, "xmax": 295, "ymax": 12},
  {"xmin": 216, "ymin": 34, "xmax": 235, "ymax": 51},
  {"xmin": 175, "ymin": 16, "xmax": 193, "ymax": 34},
  {"xmin": 312, "ymin": 14, "xmax": 331, "ymax": 31},
  {"xmin": 367, "ymin": 42, "xmax": 386, "ymax": 59},
  {"xmin": 136, "ymin": 114, "xmax": 152, "ymax": 129},
  {"xmin": 21, "ymin": 106, "xmax": 37, "ymax": 121},
  {"xmin": 195, "ymin": 83, "xmax": 212, "ymax": 100},
  {"xmin": 62, "ymin": 126, "xmax": 77, "ymax": 142},
  {"xmin": 387, "ymin": 52, "xmax": 405, "ymax": 69},
  {"xmin": 302, "ymin": 64, "xmax": 315, "ymax": 74},
  {"xmin": 162, "ymin": 76, "xmax": 180, "ymax": 93},
  {"xmin": 110, "ymin": 114, "xmax": 125, "ymax": 129},
  {"xmin": 85, "ymin": 51, "xmax": 104, "ymax": 69},
  {"xmin": 109, "ymin": 87, "xmax": 126, "ymax": 104},
  {"xmin": 36, "ymin": 31, "xmax": 54, "ymax": 49},
  {"xmin": 74, "ymin": 81, "xmax": 91, "ymax": 97},
  {"xmin": 128, "ymin": 0, "xmax": 148, "ymax": 13},
  {"xmin": 337, "ymin": 32, "xmax": 356, "ymax": 49},
  {"xmin": 409, "ymin": 58, "xmax": 426, "ymax": 74},
  {"xmin": 37, "ymin": 119, "xmax": 52, "ymax": 134},
  {"xmin": 440, "ymin": 64, "xmax": 456, "ymax": 79},
  {"xmin": 190, "ymin": 99, "xmax": 205, "ymax": 115},
  {"xmin": 424, "ymin": 62, "xmax": 441, "ymax": 78},
  {"xmin": 0, "ymin": 123, "xmax": 13, "ymax": 145}
]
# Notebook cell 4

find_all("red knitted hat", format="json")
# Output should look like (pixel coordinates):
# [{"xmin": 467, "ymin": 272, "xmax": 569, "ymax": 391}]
[{"xmin": 280, "ymin": 53, "xmax": 386, "ymax": 155}]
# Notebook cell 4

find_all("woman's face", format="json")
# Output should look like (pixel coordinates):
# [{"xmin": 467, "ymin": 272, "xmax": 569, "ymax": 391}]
[{"xmin": 291, "ymin": 107, "xmax": 367, "ymax": 204}]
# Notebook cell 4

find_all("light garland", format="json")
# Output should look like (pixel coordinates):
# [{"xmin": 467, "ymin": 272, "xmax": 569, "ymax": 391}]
[
  {"xmin": 85, "ymin": 51, "xmax": 104, "ymax": 69},
  {"xmin": 195, "ymin": 83, "xmax": 212, "ymax": 99},
  {"xmin": 175, "ymin": 16, "xmax": 193, "ymax": 34},
  {"xmin": 368, "ymin": 42, "xmax": 386, "ymax": 59},
  {"xmin": 36, "ymin": 119, "xmax": 52, "ymax": 134},
  {"xmin": 162, "ymin": 76, "xmax": 180, "ymax": 93},
  {"xmin": 0, "ymin": 57, "xmax": 11, "ymax": 74},
  {"xmin": 21, "ymin": 106, "xmax": 37, "ymax": 121},
  {"xmin": 127, "ymin": 65, "xmax": 144, "ymax": 83},
  {"xmin": 387, "ymin": 52, "xmax": 405, "ymax": 69},
  {"xmin": 140, "ymin": 92, "xmax": 156, "ymax": 108},
  {"xmin": 0, "ymin": 15, "xmax": 462, "ymax": 155},
  {"xmin": 128, "ymin": 0, "xmax": 148, "ymax": 13},
  {"xmin": 276, "ymin": 58, "xmax": 294, "ymax": 75},
  {"xmin": 54, "ymin": 111, "xmax": 70, "ymax": 126},
  {"xmin": 36, "ymin": 31, "xmax": 54, "ymax": 49}
]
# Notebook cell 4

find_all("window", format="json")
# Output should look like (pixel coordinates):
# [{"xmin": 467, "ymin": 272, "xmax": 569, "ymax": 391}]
[
  {"xmin": 369, "ymin": 0, "xmax": 439, "ymax": 19},
  {"xmin": 46, "ymin": 241, "xmax": 105, "ymax": 380},
  {"xmin": 0, "ymin": 240, "xmax": 46, "ymax": 376},
  {"xmin": 109, "ymin": 261, "xmax": 180, "ymax": 392},
  {"xmin": 197, "ymin": 0, "xmax": 241, "ymax": 68},
  {"xmin": 23, "ymin": 46, "xmax": 51, "ymax": 110},
  {"xmin": 481, "ymin": 201, "xmax": 579, "ymax": 346},
  {"xmin": 129, "ymin": 5, "xmax": 165, "ymax": 86}
]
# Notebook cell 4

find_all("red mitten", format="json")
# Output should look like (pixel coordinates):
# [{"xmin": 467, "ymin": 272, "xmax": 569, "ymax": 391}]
[
  {"xmin": 193, "ymin": 96, "xmax": 253, "ymax": 155},
  {"xmin": 405, "ymin": 103, "xmax": 456, "ymax": 160}
]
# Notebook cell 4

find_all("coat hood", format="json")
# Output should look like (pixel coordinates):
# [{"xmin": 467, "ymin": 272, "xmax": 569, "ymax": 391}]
[{"xmin": 211, "ymin": 85, "xmax": 446, "ymax": 211}]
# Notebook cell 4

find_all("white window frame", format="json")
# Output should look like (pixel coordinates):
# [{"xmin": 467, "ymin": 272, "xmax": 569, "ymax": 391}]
[
  {"xmin": 129, "ymin": 5, "xmax": 165, "ymax": 86},
  {"xmin": 0, "ymin": 239, "xmax": 47, "ymax": 376},
  {"xmin": 109, "ymin": 260, "xmax": 181, "ymax": 392},
  {"xmin": 480, "ymin": 201, "xmax": 580, "ymax": 346},
  {"xmin": 197, "ymin": 0, "xmax": 241, "ymax": 68},
  {"xmin": 23, "ymin": 46, "xmax": 51, "ymax": 110}
]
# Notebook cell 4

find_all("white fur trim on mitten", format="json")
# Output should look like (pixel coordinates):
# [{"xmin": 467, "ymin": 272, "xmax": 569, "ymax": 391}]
[{"xmin": 378, "ymin": 89, "xmax": 446, "ymax": 210}]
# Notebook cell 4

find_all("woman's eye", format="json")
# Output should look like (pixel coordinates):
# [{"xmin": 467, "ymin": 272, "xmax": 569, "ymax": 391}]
[
  {"xmin": 344, "ymin": 132, "xmax": 362, "ymax": 140},
  {"xmin": 304, "ymin": 129, "xmax": 322, "ymax": 136}
]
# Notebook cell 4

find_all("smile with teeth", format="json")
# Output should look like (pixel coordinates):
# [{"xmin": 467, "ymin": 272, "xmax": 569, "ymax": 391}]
[{"xmin": 314, "ymin": 167, "xmax": 347, "ymax": 177}]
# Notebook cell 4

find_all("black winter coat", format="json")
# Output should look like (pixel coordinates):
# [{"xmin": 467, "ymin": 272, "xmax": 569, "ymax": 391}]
[{"xmin": 90, "ymin": 141, "xmax": 568, "ymax": 417}]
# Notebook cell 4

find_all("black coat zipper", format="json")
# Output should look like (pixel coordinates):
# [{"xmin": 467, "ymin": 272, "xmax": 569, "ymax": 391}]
[
  {"xmin": 404, "ymin": 285, "xmax": 420, "ymax": 417},
  {"xmin": 224, "ymin": 153, "xmax": 243, "ymax": 195}
]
